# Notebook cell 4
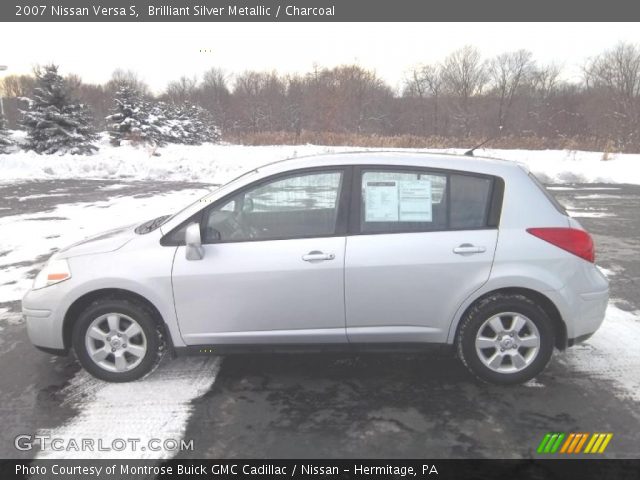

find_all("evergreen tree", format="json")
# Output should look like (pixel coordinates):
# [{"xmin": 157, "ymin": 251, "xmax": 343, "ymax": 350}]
[
  {"xmin": 21, "ymin": 65, "xmax": 98, "ymax": 155},
  {"xmin": 186, "ymin": 103, "xmax": 222, "ymax": 144},
  {"xmin": 163, "ymin": 102, "xmax": 221, "ymax": 145},
  {"xmin": 0, "ymin": 113, "xmax": 13, "ymax": 154},
  {"xmin": 106, "ymin": 83, "xmax": 166, "ymax": 147}
]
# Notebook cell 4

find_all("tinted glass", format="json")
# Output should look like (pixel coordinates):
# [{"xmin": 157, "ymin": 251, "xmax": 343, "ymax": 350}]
[
  {"xmin": 450, "ymin": 174, "xmax": 492, "ymax": 229},
  {"xmin": 360, "ymin": 170, "xmax": 448, "ymax": 233},
  {"xmin": 202, "ymin": 171, "xmax": 343, "ymax": 242}
]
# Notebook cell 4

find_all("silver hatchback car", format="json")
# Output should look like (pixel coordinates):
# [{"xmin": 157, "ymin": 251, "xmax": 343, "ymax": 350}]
[{"xmin": 23, "ymin": 152, "xmax": 609, "ymax": 384}]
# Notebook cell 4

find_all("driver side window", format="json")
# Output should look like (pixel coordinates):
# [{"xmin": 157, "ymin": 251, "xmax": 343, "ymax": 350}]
[{"xmin": 202, "ymin": 170, "xmax": 344, "ymax": 243}]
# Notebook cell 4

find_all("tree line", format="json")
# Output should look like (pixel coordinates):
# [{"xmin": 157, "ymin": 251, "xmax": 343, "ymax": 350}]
[
  {"xmin": 0, "ymin": 65, "xmax": 221, "ymax": 154},
  {"xmin": 2, "ymin": 42, "xmax": 640, "ymax": 153}
]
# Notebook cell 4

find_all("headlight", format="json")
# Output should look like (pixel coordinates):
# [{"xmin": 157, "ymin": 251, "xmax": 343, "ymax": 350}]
[{"xmin": 32, "ymin": 259, "xmax": 72, "ymax": 290}]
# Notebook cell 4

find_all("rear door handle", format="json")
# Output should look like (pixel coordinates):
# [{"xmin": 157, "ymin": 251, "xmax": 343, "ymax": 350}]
[
  {"xmin": 302, "ymin": 251, "xmax": 335, "ymax": 262},
  {"xmin": 453, "ymin": 244, "xmax": 486, "ymax": 255}
]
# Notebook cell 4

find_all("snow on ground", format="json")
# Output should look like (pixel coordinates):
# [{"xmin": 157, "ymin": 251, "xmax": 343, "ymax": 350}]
[
  {"xmin": 37, "ymin": 357, "xmax": 221, "ymax": 459},
  {"xmin": 0, "ymin": 187, "xmax": 208, "ymax": 304},
  {"xmin": 567, "ymin": 210, "xmax": 617, "ymax": 218},
  {"xmin": 561, "ymin": 302, "xmax": 640, "ymax": 405},
  {"xmin": 2, "ymin": 133, "xmax": 640, "ymax": 185},
  {"xmin": 559, "ymin": 268, "xmax": 640, "ymax": 405}
]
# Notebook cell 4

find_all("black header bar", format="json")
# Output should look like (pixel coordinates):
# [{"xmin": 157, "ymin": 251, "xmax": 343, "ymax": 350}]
[{"xmin": 3, "ymin": 0, "xmax": 640, "ymax": 22}]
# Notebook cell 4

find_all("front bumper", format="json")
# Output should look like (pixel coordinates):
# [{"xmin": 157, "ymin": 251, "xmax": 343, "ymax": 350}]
[{"xmin": 22, "ymin": 288, "xmax": 67, "ymax": 353}]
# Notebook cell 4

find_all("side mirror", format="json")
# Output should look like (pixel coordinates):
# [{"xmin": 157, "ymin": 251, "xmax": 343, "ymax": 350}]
[{"xmin": 185, "ymin": 223, "xmax": 204, "ymax": 261}]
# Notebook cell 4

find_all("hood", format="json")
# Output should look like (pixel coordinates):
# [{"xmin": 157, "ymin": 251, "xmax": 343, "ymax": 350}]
[{"xmin": 55, "ymin": 223, "xmax": 138, "ymax": 259}]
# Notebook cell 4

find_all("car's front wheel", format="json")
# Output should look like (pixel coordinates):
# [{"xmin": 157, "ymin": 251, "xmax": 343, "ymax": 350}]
[
  {"xmin": 457, "ymin": 293, "xmax": 555, "ymax": 385},
  {"xmin": 72, "ymin": 298, "xmax": 163, "ymax": 382}
]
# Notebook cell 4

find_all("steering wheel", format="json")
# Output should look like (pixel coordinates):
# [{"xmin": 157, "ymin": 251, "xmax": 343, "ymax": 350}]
[{"xmin": 220, "ymin": 212, "xmax": 259, "ymax": 240}]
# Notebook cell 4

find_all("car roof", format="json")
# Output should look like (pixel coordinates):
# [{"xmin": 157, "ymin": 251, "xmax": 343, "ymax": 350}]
[{"xmin": 255, "ymin": 150, "xmax": 527, "ymax": 177}]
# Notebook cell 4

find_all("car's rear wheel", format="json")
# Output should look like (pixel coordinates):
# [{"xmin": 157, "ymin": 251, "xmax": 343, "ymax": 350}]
[
  {"xmin": 72, "ymin": 298, "xmax": 163, "ymax": 382},
  {"xmin": 457, "ymin": 293, "xmax": 555, "ymax": 385}
]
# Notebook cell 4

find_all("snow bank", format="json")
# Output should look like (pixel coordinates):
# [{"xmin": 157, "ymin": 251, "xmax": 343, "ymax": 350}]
[
  {"xmin": 2, "ymin": 133, "xmax": 640, "ymax": 185},
  {"xmin": 0, "ymin": 134, "xmax": 358, "ymax": 185}
]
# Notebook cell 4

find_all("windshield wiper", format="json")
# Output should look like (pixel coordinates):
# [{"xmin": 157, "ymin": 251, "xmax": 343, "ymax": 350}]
[{"xmin": 134, "ymin": 215, "xmax": 171, "ymax": 234}]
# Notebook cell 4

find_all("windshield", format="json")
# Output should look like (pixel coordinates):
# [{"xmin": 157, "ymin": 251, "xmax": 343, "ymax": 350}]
[{"xmin": 158, "ymin": 169, "xmax": 260, "ymax": 229}]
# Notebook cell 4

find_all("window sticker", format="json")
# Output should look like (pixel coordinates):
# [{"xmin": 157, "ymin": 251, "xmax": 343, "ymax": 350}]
[
  {"xmin": 398, "ymin": 179, "xmax": 432, "ymax": 221},
  {"xmin": 365, "ymin": 181, "xmax": 399, "ymax": 221},
  {"xmin": 364, "ymin": 178, "xmax": 433, "ymax": 222}
]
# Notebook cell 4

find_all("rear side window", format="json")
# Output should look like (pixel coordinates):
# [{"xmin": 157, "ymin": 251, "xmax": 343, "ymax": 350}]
[
  {"xmin": 528, "ymin": 172, "xmax": 567, "ymax": 215},
  {"xmin": 360, "ymin": 170, "xmax": 448, "ymax": 234},
  {"xmin": 359, "ymin": 169, "xmax": 499, "ymax": 234},
  {"xmin": 450, "ymin": 174, "xmax": 492, "ymax": 229}
]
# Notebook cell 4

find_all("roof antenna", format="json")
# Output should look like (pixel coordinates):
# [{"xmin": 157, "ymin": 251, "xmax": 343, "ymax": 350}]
[{"xmin": 464, "ymin": 126, "xmax": 503, "ymax": 157}]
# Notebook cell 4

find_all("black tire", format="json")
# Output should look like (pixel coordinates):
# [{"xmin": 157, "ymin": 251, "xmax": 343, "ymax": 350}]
[
  {"xmin": 456, "ymin": 293, "xmax": 555, "ymax": 385},
  {"xmin": 72, "ymin": 298, "xmax": 164, "ymax": 382}
]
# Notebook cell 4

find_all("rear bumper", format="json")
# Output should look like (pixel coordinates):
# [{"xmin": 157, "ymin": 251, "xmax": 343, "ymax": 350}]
[
  {"xmin": 568, "ymin": 287, "xmax": 609, "ymax": 343},
  {"xmin": 551, "ymin": 283, "xmax": 609, "ymax": 347}
]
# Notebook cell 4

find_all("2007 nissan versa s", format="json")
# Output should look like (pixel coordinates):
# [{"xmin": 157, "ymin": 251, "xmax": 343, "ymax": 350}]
[{"xmin": 23, "ymin": 152, "xmax": 609, "ymax": 384}]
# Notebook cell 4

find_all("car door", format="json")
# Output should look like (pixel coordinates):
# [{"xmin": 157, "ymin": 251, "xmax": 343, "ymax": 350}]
[
  {"xmin": 171, "ymin": 168, "xmax": 350, "ymax": 346},
  {"xmin": 345, "ymin": 167, "xmax": 502, "ymax": 344}
]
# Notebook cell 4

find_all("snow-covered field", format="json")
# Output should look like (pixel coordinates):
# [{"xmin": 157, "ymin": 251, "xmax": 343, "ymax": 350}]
[{"xmin": 2, "ymin": 132, "xmax": 640, "ymax": 185}]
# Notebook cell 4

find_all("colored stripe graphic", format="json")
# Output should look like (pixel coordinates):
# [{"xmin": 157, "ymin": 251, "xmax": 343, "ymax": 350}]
[
  {"xmin": 567, "ymin": 433, "xmax": 585, "ymax": 453},
  {"xmin": 560, "ymin": 433, "xmax": 575, "ymax": 453},
  {"xmin": 537, "ymin": 433, "xmax": 565, "ymax": 453},
  {"xmin": 537, "ymin": 433, "xmax": 552, "ymax": 453},
  {"xmin": 574, "ymin": 433, "xmax": 589, "ymax": 453},
  {"xmin": 541, "ymin": 433, "xmax": 613, "ymax": 454},
  {"xmin": 550, "ymin": 433, "xmax": 565, "ymax": 453},
  {"xmin": 598, "ymin": 433, "xmax": 613, "ymax": 453},
  {"xmin": 585, "ymin": 433, "xmax": 613, "ymax": 454}
]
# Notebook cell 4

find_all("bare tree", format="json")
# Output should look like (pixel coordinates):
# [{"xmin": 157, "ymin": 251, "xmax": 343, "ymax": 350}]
[
  {"xmin": 0, "ymin": 74, "xmax": 36, "ymax": 97},
  {"xmin": 106, "ymin": 69, "xmax": 150, "ymax": 96},
  {"xmin": 232, "ymin": 70, "xmax": 287, "ymax": 132},
  {"xmin": 584, "ymin": 42, "xmax": 640, "ymax": 147},
  {"xmin": 488, "ymin": 49, "xmax": 534, "ymax": 131},
  {"xmin": 166, "ymin": 76, "xmax": 198, "ymax": 104},
  {"xmin": 441, "ymin": 46, "xmax": 487, "ymax": 136},
  {"xmin": 404, "ymin": 64, "xmax": 443, "ymax": 135},
  {"xmin": 531, "ymin": 63, "xmax": 561, "ymax": 100}
]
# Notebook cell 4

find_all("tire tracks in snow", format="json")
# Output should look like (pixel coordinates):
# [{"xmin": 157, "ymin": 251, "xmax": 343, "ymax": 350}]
[{"xmin": 36, "ymin": 356, "xmax": 221, "ymax": 459}]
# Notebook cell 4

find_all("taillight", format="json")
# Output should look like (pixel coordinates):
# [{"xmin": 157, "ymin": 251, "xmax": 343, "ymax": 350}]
[{"xmin": 526, "ymin": 227, "xmax": 595, "ymax": 263}]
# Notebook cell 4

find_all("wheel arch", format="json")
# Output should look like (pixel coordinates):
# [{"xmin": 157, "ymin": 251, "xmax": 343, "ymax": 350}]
[
  {"xmin": 451, "ymin": 287, "xmax": 567, "ymax": 350},
  {"xmin": 63, "ymin": 288, "xmax": 170, "ymax": 351}
]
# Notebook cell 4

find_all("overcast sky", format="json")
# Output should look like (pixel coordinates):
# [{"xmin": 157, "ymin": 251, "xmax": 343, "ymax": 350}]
[{"xmin": 2, "ymin": 22, "xmax": 640, "ymax": 93}]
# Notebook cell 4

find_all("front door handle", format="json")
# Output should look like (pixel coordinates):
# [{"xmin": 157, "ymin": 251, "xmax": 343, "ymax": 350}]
[
  {"xmin": 453, "ymin": 244, "xmax": 486, "ymax": 255},
  {"xmin": 302, "ymin": 251, "xmax": 335, "ymax": 262}
]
